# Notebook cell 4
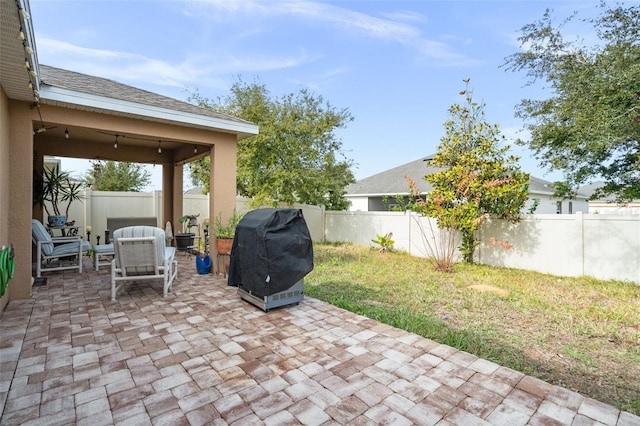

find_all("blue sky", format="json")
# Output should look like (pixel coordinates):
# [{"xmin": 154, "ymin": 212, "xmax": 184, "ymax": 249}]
[{"xmin": 30, "ymin": 0, "xmax": 600, "ymax": 190}]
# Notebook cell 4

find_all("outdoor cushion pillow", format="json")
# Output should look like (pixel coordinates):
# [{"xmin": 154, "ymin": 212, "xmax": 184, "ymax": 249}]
[{"xmin": 32, "ymin": 219, "xmax": 54, "ymax": 256}]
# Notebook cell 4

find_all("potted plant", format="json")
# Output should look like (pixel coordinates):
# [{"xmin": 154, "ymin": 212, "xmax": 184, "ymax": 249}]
[
  {"xmin": 33, "ymin": 165, "xmax": 83, "ymax": 227},
  {"xmin": 214, "ymin": 210, "xmax": 243, "ymax": 255},
  {"xmin": 175, "ymin": 214, "xmax": 199, "ymax": 250}
]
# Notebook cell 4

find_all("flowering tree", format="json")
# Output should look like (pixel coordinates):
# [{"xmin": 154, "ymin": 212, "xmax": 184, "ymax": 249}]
[{"xmin": 408, "ymin": 81, "xmax": 530, "ymax": 266}]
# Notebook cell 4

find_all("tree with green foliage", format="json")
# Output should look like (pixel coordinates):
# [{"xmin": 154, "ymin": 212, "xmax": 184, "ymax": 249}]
[
  {"xmin": 408, "ymin": 81, "xmax": 530, "ymax": 265},
  {"xmin": 188, "ymin": 78, "xmax": 356, "ymax": 210},
  {"xmin": 504, "ymin": 3, "xmax": 640, "ymax": 202},
  {"xmin": 84, "ymin": 160, "xmax": 151, "ymax": 192}
]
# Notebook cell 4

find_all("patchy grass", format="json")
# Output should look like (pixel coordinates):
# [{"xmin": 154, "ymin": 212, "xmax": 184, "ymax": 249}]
[{"xmin": 305, "ymin": 242, "xmax": 640, "ymax": 415}]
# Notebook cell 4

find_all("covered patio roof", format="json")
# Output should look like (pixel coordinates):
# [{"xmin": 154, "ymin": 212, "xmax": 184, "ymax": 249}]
[{"xmin": 32, "ymin": 64, "xmax": 257, "ymax": 169}]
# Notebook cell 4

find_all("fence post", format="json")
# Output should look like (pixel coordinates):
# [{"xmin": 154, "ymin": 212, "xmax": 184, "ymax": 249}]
[
  {"xmin": 577, "ymin": 211, "xmax": 585, "ymax": 277},
  {"xmin": 83, "ymin": 188, "xmax": 92, "ymax": 243},
  {"xmin": 152, "ymin": 190, "xmax": 161, "ymax": 224}
]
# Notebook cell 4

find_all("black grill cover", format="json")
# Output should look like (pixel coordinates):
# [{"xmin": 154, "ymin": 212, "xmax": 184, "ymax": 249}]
[{"xmin": 228, "ymin": 208, "xmax": 314, "ymax": 296}]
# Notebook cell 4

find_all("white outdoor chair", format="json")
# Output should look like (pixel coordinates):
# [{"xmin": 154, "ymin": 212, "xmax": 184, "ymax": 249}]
[
  {"xmin": 32, "ymin": 219, "xmax": 91, "ymax": 278},
  {"xmin": 111, "ymin": 225, "xmax": 178, "ymax": 301}
]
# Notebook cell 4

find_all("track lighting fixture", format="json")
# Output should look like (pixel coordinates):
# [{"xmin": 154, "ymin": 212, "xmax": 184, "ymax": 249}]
[{"xmin": 65, "ymin": 128, "xmax": 69, "ymax": 139}]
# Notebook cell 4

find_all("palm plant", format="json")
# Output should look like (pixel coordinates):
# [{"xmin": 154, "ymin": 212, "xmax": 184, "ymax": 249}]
[{"xmin": 34, "ymin": 165, "xmax": 83, "ymax": 220}]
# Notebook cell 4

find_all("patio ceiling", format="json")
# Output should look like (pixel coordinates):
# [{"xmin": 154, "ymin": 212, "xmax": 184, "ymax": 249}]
[{"xmin": 32, "ymin": 120, "xmax": 208, "ymax": 166}]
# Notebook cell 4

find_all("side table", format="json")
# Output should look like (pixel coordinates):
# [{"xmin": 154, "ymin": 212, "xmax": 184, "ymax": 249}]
[{"xmin": 94, "ymin": 243, "xmax": 115, "ymax": 271}]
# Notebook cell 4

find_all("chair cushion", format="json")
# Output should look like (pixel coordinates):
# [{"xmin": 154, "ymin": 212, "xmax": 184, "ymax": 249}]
[
  {"xmin": 32, "ymin": 219, "xmax": 54, "ymax": 256},
  {"xmin": 113, "ymin": 226, "xmax": 165, "ymax": 266},
  {"xmin": 165, "ymin": 247, "xmax": 176, "ymax": 260},
  {"xmin": 51, "ymin": 240, "xmax": 91, "ymax": 257},
  {"xmin": 94, "ymin": 243, "xmax": 114, "ymax": 254}
]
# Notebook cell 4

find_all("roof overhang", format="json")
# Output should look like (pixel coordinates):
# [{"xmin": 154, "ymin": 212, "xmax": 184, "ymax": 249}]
[
  {"xmin": 40, "ymin": 85, "xmax": 259, "ymax": 140},
  {"xmin": 1, "ymin": 0, "xmax": 40, "ymax": 102},
  {"xmin": 2, "ymin": 0, "xmax": 258, "ymax": 141}
]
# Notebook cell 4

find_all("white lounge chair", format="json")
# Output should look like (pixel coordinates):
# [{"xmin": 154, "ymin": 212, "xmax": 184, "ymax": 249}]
[
  {"xmin": 32, "ymin": 219, "xmax": 91, "ymax": 278},
  {"xmin": 111, "ymin": 225, "xmax": 178, "ymax": 301}
]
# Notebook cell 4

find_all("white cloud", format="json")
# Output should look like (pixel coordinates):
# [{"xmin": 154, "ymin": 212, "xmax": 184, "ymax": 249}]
[
  {"xmin": 382, "ymin": 10, "xmax": 428, "ymax": 25},
  {"xmin": 35, "ymin": 36, "xmax": 318, "ymax": 93},
  {"xmin": 191, "ymin": 0, "xmax": 467, "ymax": 62}
]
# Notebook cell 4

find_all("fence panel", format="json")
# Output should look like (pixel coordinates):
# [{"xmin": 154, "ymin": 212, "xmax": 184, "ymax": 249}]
[
  {"xmin": 325, "ymin": 210, "xmax": 640, "ymax": 285},
  {"xmin": 477, "ymin": 214, "xmax": 584, "ymax": 277},
  {"xmin": 583, "ymin": 215, "xmax": 640, "ymax": 283},
  {"xmin": 325, "ymin": 211, "xmax": 411, "ymax": 249}
]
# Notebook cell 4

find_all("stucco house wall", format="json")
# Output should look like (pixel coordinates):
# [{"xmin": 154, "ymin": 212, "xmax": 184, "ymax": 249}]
[{"xmin": 0, "ymin": 88, "xmax": 11, "ymax": 312}]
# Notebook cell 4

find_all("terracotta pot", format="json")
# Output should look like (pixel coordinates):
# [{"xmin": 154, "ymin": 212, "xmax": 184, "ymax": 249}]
[{"xmin": 216, "ymin": 237, "xmax": 233, "ymax": 255}]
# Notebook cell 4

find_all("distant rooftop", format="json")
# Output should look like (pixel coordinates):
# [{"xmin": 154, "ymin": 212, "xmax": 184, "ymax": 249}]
[{"xmin": 345, "ymin": 156, "xmax": 586, "ymax": 198}]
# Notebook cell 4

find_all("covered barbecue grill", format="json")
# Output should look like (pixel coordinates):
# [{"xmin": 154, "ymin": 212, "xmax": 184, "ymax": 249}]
[{"xmin": 228, "ymin": 208, "xmax": 313, "ymax": 311}]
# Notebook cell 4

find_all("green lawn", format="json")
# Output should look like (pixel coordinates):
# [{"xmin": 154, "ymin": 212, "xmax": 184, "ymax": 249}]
[{"xmin": 305, "ymin": 242, "xmax": 640, "ymax": 415}]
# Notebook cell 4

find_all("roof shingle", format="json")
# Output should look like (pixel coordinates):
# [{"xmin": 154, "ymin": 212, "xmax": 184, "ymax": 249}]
[{"xmin": 39, "ymin": 64, "xmax": 253, "ymax": 126}]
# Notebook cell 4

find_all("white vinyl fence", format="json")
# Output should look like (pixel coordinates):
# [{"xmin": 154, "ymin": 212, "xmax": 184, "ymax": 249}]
[
  {"xmin": 60, "ymin": 191, "xmax": 325, "ymax": 243},
  {"xmin": 325, "ymin": 210, "xmax": 640, "ymax": 285},
  {"xmin": 58, "ymin": 191, "xmax": 640, "ymax": 285}
]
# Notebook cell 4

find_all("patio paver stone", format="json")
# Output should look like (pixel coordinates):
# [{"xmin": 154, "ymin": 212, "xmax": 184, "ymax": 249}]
[{"xmin": 0, "ymin": 255, "xmax": 638, "ymax": 425}]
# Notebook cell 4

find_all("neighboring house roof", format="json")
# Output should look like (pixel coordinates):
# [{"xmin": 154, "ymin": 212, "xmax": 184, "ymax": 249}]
[
  {"xmin": 38, "ymin": 65, "xmax": 258, "ymax": 138},
  {"xmin": 580, "ymin": 181, "xmax": 640, "ymax": 204},
  {"xmin": 345, "ymin": 157, "xmax": 439, "ymax": 196},
  {"xmin": 579, "ymin": 182, "xmax": 611, "ymax": 202},
  {"xmin": 185, "ymin": 187, "xmax": 205, "ymax": 195},
  {"xmin": 345, "ymin": 156, "xmax": 587, "ymax": 199}
]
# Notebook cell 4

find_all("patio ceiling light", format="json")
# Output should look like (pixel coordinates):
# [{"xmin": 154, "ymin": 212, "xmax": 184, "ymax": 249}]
[
  {"xmin": 16, "ymin": 1, "xmax": 40, "ymax": 108},
  {"xmin": 65, "ymin": 128, "xmax": 69, "ymax": 139},
  {"xmin": 157, "ymin": 140, "xmax": 162, "ymax": 154},
  {"xmin": 19, "ymin": 8, "xmax": 30, "ymax": 20},
  {"xmin": 113, "ymin": 135, "xmax": 120, "ymax": 149}
]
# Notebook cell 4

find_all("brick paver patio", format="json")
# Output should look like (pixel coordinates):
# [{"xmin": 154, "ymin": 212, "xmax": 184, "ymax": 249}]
[{"xmin": 1, "ymin": 255, "xmax": 638, "ymax": 425}]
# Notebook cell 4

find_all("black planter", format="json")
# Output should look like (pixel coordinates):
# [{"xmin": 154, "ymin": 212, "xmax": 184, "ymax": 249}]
[{"xmin": 175, "ymin": 233, "xmax": 195, "ymax": 250}]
